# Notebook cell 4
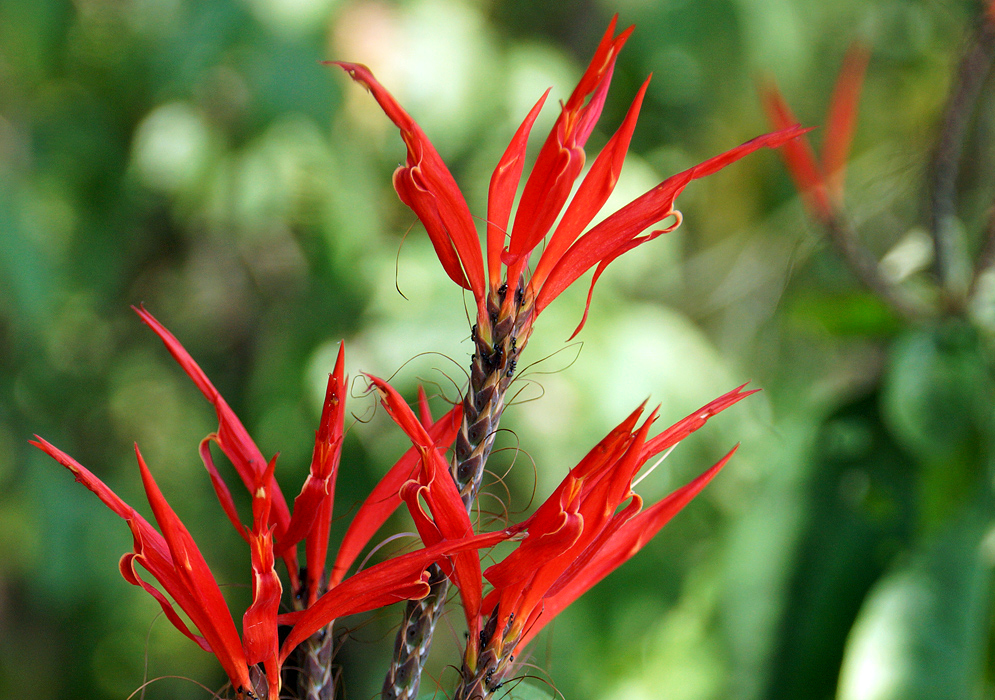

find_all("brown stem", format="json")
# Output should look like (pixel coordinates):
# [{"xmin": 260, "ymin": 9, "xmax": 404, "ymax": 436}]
[
  {"xmin": 380, "ymin": 288, "xmax": 529, "ymax": 700},
  {"xmin": 929, "ymin": 7, "xmax": 995, "ymax": 297},
  {"xmin": 822, "ymin": 209, "xmax": 931, "ymax": 322},
  {"xmin": 288, "ymin": 576, "xmax": 337, "ymax": 700},
  {"xmin": 381, "ymin": 566, "xmax": 451, "ymax": 700}
]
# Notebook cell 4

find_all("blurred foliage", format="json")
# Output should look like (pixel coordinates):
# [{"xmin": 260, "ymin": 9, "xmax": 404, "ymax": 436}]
[{"xmin": 2, "ymin": 0, "xmax": 995, "ymax": 699}]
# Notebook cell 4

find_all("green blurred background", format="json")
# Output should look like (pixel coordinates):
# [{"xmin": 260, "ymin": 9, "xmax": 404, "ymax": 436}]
[{"xmin": 3, "ymin": 0, "xmax": 995, "ymax": 698}]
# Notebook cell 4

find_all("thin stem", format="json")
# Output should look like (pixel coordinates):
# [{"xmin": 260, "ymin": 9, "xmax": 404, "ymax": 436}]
[
  {"xmin": 929, "ymin": 6, "xmax": 995, "ymax": 298},
  {"xmin": 822, "ymin": 209, "xmax": 931, "ymax": 322}
]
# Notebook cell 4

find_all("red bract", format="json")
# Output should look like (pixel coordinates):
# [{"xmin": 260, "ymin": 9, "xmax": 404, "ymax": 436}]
[
  {"xmin": 333, "ymin": 16, "xmax": 806, "ymax": 341},
  {"xmin": 32, "ymin": 309, "xmax": 488, "ymax": 699},
  {"xmin": 761, "ymin": 43, "xmax": 869, "ymax": 221}
]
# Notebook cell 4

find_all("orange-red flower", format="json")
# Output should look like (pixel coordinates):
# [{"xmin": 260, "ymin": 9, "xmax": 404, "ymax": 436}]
[
  {"xmin": 32, "ymin": 308, "xmax": 495, "ymax": 699},
  {"xmin": 477, "ymin": 385, "xmax": 754, "ymax": 659},
  {"xmin": 334, "ymin": 17, "xmax": 806, "ymax": 340},
  {"xmin": 375, "ymin": 378, "xmax": 756, "ymax": 686}
]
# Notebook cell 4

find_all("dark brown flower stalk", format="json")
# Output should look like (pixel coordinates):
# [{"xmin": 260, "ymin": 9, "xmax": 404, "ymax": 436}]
[
  {"xmin": 382, "ymin": 291, "xmax": 527, "ymax": 700},
  {"xmin": 335, "ymin": 17, "xmax": 804, "ymax": 700},
  {"xmin": 290, "ymin": 577, "xmax": 336, "ymax": 700}
]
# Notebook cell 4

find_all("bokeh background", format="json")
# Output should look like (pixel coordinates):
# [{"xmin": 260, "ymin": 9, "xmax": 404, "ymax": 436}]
[{"xmin": 3, "ymin": 0, "xmax": 995, "ymax": 698}]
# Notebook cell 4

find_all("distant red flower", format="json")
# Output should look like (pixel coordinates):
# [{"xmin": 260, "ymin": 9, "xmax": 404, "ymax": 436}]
[
  {"xmin": 761, "ymin": 43, "xmax": 869, "ymax": 221},
  {"xmin": 374, "ymin": 378, "xmax": 756, "ymax": 694},
  {"xmin": 333, "ymin": 17, "xmax": 806, "ymax": 342},
  {"xmin": 32, "ymin": 308, "xmax": 499, "ymax": 699}
]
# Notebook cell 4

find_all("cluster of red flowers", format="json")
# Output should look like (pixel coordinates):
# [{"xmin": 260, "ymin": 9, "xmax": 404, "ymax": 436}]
[{"xmin": 35, "ymin": 17, "xmax": 804, "ymax": 699}]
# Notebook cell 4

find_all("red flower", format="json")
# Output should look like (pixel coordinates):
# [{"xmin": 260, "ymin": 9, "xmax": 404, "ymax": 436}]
[
  {"xmin": 379, "ymin": 384, "xmax": 757, "ymax": 691},
  {"xmin": 333, "ymin": 16, "xmax": 806, "ymax": 341},
  {"xmin": 479, "ymin": 386, "xmax": 754, "ymax": 658},
  {"xmin": 761, "ymin": 43, "xmax": 869, "ymax": 221},
  {"xmin": 32, "ymin": 308, "xmax": 498, "ymax": 699}
]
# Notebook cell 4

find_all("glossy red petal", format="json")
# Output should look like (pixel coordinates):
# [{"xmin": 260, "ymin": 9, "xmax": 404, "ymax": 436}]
[
  {"xmin": 486, "ymin": 89, "xmax": 551, "ymax": 291},
  {"xmin": 510, "ymin": 403, "xmax": 643, "ymax": 538},
  {"xmin": 243, "ymin": 529, "xmax": 282, "ymax": 700},
  {"xmin": 366, "ymin": 375, "xmax": 484, "ymax": 629},
  {"xmin": 33, "ymin": 438, "xmax": 217, "ymax": 647},
  {"xmin": 641, "ymin": 383, "xmax": 758, "ymax": 458},
  {"xmin": 118, "ymin": 550, "xmax": 212, "ymax": 652},
  {"xmin": 199, "ymin": 437, "xmax": 248, "ymax": 541},
  {"xmin": 416, "ymin": 385, "xmax": 433, "ymax": 429},
  {"xmin": 330, "ymin": 403, "xmax": 462, "ymax": 586},
  {"xmin": 332, "ymin": 62, "xmax": 485, "ymax": 305},
  {"xmin": 278, "ymin": 346, "xmax": 346, "ymax": 560},
  {"xmin": 133, "ymin": 307, "xmax": 294, "ymax": 549},
  {"xmin": 134, "ymin": 445, "xmax": 251, "ymax": 688},
  {"xmin": 531, "ymin": 76, "xmax": 651, "ymax": 294},
  {"xmin": 505, "ymin": 20, "xmax": 633, "ymax": 274},
  {"xmin": 565, "ymin": 213, "xmax": 681, "ymax": 340},
  {"xmin": 516, "ymin": 447, "xmax": 736, "ymax": 651},
  {"xmin": 534, "ymin": 125, "xmax": 808, "ymax": 316}
]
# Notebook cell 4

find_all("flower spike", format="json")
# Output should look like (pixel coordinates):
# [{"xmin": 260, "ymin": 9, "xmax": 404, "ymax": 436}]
[
  {"xmin": 440, "ymin": 386, "xmax": 755, "ymax": 698},
  {"xmin": 335, "ymin": 20, "xmax": 804, "ymax": 347},
  {"xmin": 35, "ymin": 312, "xmax": 501, "ymax": 699}
]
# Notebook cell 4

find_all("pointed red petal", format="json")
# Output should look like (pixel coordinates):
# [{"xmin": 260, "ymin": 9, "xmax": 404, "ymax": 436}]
[
  {"xmin": 366, "ymin": 375, "xmax": 489, "ymax": 633},
  {"xmin": 486, "ymin": 89, "xmax": 551, "ymax": 292},
  {"xmin": 34, "ymin": 437, "xmax": 244, "ymax": 661},
  {"xmin": 134, "ymin": 445, "xmax": 251, "ymax": 688},
  {"xmin": 822, "ymin": 44, "xmax": 869, "ymax": 200},
  {"xmin": 532, "ymin": 76, "xmax": 651, "ymax": 294},
  {"xmin": 133, "ymin": 307, "xmax": 294, "ymax": 546},
  {"xmin": 760, "ymin": 83, "xmax": 832, "ymax": 220},
  {"xmin": 505, "ymin": 20, "xmax": 634, "ymax": 273},
  {"xmin": 516, "ymin": 447, "xmax": 737, "ymax": 651},
  {"xmin": 641, "ymin": 383, "xmax": 758, "ymax": 458},
  {"xmin": 330, "ymin": 403, "xmax": 462, "ymax": 586},
  {"xmin": 331, "ymin": 62, "xmax": 485, "ymax": 305},
  {"xmin": 198, "ymin": 437, "xmax": 248, "ymax": 540},
  {"xmin": 416, "ymin": 384, "xmax": 433, "ymax": 429},
  {"xmin": 534, "ymin": 125, "xmax": 808, "ymax": 316},
  {"xmin": 118, "ymin": 549, "xmax": 212, "ymax": 651},
  {"xmin": 483, "ymin": 407, "xmax": 648, "ymax": 634},
  {"xmin": 242, "ymin": 529, "xmax": 282, "ymax": 689},
  {"xmin": 277, "ymin": 345, "xmax": 346, "ymax": 561}
]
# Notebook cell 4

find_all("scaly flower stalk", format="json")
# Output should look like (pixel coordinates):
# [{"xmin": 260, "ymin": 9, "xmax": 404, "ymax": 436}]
[{"xmin": 334, "ymin": 16, "xmax": 804, "ymax": 700}]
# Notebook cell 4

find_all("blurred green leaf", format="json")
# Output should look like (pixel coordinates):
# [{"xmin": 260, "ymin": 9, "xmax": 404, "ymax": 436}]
[{"xmin": 837, "ymin": 495, "xmax": 995, "ymax": 700}]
